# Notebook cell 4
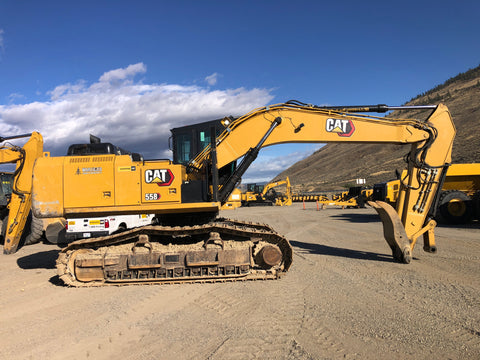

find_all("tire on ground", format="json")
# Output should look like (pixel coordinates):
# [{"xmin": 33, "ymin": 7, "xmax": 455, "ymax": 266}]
[
  {"xmin": 436, "ymin": 190, "xmax": 473, "ymax": 225},
  {"xmin": 24, "ymin": 212, "xmax": 44, "ymax": 245}
]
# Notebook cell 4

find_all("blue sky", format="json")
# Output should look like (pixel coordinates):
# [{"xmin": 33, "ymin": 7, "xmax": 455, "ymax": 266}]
[{"xmin": 1, "ymin": 0, "xmax": 479, "ymax": 182}]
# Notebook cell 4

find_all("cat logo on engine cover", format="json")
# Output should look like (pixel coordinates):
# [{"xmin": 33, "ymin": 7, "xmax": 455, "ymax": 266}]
[
  {"xmin": 326, "ymin": 118, "xmax": 355, "ymax": 137},
  {"xmin": 145, "ymin": 169, "xmax": 174, "ymax": 186}
]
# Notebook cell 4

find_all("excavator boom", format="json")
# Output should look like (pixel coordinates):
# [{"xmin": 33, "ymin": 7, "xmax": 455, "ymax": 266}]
[{"xmin": 190, "ymin": 102, "xmax": 455, "ymax": 262}]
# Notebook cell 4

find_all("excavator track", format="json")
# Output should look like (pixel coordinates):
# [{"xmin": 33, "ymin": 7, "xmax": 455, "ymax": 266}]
[{"xmin": 56, "ymin": 218, "xmax": 293, "ymax": 287}]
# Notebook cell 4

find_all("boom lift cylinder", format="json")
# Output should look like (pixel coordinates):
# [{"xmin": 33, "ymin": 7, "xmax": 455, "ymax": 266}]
[{"xmin": 218, "ymin": 117, "xmax": 282, "ymax": 203}]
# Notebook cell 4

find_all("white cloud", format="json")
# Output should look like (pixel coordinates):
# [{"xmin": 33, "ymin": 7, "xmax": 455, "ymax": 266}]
[
  {"xmin": 0, "ymin": 63, "xmax": 274, "ymax": 159},
  {"xmin": 205, "ymin": 72, "xmax": 219, "ymax": 86},
  {"xmin": 99, "ymin": 62, "xmax": 147, "ymax": 84},
  {"xmin": 7, "ymin": 93, "xmax": 25, "ymax": 103},
  {"xmin": 48, "ymin": 81, "xmax": 86, "ymax": 100}
]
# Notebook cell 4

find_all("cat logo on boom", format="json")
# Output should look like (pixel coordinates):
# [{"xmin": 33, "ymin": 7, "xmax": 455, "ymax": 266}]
[
  {"xmin": 144, "ymin": 169, "xmax": 174, "ymax": 186},
  {"xmin": 325, "ymin": 118, "xmax": 355, "ymax": 137}
]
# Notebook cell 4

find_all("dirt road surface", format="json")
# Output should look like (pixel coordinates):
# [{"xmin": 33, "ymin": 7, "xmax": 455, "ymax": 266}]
[{"xmin": 1, "ymin": 204, "xmax": 479, "ymax": 360}]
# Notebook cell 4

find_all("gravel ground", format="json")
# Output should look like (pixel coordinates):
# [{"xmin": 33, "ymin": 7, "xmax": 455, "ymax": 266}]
[{"xmin": 1, "ymin": 203, "xmax": 479, "ymax": 360}]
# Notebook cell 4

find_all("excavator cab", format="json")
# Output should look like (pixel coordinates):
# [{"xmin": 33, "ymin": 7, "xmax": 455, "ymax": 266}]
[
  {"xmin": 170, "ymin": 118, "xmax": 238, "ymax": 203},
  {"xmin": 170, "ymin": 119, "xmax": 225, "ymax": 165},
  {"xmin": 246, "ymin": 183, "xmax": 265, "ymax": 194}
]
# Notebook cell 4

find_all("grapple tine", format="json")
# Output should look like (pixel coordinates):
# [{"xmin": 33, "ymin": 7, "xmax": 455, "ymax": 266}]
[{"xmin": 368, "ymin": 201, "xmax": 412, "ymax": 263}]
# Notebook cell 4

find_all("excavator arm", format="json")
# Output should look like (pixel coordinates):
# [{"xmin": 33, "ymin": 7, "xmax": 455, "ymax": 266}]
[
  {"xmin": 189, "ymin": 101, "xmax": 456, "ymax": 263},
  {"xmin": 261, "ymin": 179, "xmax": 288, "ymax": 197},
  {"xmin": 0, "ymin": 132, "xmax": 44, "ymax": 254}
]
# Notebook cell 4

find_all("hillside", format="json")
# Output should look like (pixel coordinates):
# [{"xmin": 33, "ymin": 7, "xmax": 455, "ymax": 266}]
[{"xmin": 275, "ymin": 65, "xmax": 480, "ymax": 193}]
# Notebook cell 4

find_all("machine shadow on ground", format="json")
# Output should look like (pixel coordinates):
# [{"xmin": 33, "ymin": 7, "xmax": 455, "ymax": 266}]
[
  {"xmin": 328, "ymin": 212, "xmax": 381, "ymax": 223},
  {"xmin": 436, "ymin": 221, "xmax": 480, "ymax": 230},
  {"xmin": 290, "ymin": 240, "xmax": 396, "ymax": 263},
  {"xmin": 17, "ymin": 249, "xmax": 59, "ymax": 270}
]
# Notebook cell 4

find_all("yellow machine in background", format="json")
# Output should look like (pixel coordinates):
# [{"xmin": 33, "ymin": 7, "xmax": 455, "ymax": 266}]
[
  {"xmin": 437, "ymin": 163, "xmax": 480, "ymax": 224},
  {"xmin": 293, "ymin": 186, "xmax": 372, "ymax": 209},
  {"xmin": 241, "ymin": 177, "xmax": 292, "ymax": 206},
  {"xmin": 373, "ymin": 179, "xmax": 402, "ymax": 206},
  {"xmin": 221, "ymin": 188, "xmax": 242, "ymax": 210},
  {"xmin": 292, "ymin": 193, "xmax": 329, "ymax": 202},
  {"xmin": 3, "ymin": 101, "xmax": 456, "ymax": 287},
  {"xmin": 266, "ymin": 177, "xmax": 292, "ymax": 206},
  {"xmin": 241, "ymin": 183, "xmax": 267, "ymax": 205},
  {"xmin": 330, "ymin": 186, "xmax": 367, "ymax": 208},
  {"xmin": 361, "ymin": 188, "xmax": 373, "ymax": 202},
  {"xmin": 373, "ymin": 163, "xmax": 480, "ymax": 224}
]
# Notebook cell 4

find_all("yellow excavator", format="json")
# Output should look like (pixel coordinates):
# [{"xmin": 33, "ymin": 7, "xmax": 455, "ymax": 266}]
[
  {"xmin": 262, "ymin": 177, "xmax": 292, "ymax": 206},
  {"xmin": 2, "ymin": 101, "xmax": 455, "ymax": 286},
  {"xmin": 242, "ymin": 177, "xmax": 292, "ymax": 206}
]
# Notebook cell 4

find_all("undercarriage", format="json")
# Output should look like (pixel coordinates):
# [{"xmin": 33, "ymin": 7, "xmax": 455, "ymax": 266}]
[{"xmin": 56, "ymin": 218, "xmax": 293, "ymax": 287}]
